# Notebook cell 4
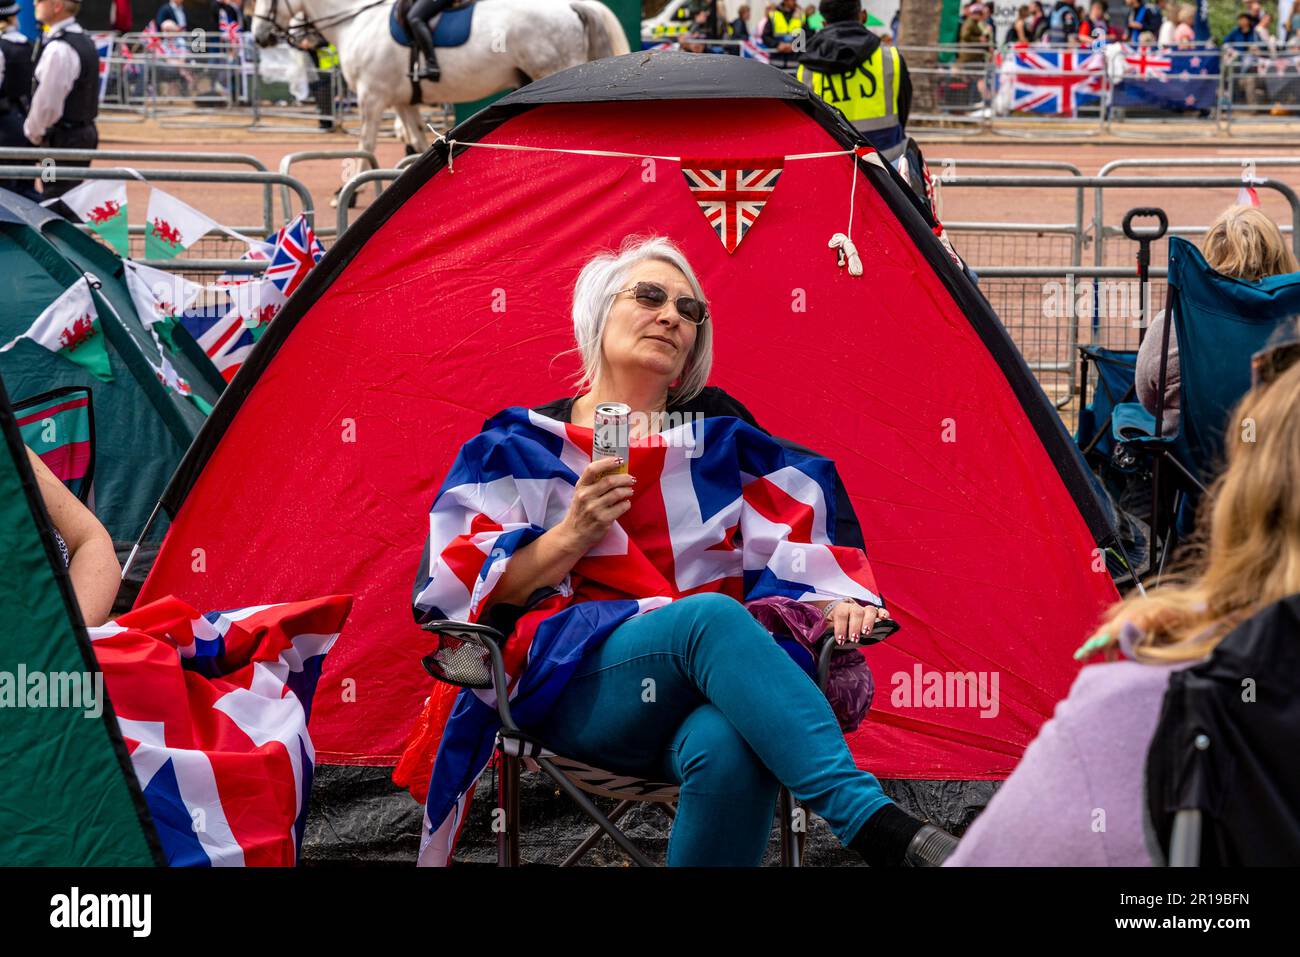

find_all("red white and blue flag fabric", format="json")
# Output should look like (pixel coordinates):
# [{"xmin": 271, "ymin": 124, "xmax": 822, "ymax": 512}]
[
  {"xmin": 89, "ymin": 594, "xmax": 352, "ymax": 866},
  {"xmin": 180, "ymin": 278, "xmax": 287, "ymax": 382},
  {"xmin": 264, "ymin": 214, "xmax": 325, "ymax": 298},
  {"xmin": 406, "ymin": 408, "xmax": 884, "ymax": 865},
  {"xmin": 1004, "ymin": 47, "xmax": 1106, "ymax": 117},
  {"xmin": 1113, "ymin": 46, "xmax": 1219, "ymax": 112},
  {"xmin": 178, "ymin": 215, "xmax": 319, "ymax": 381},
  {"xmin": 93, "ymin": 34, "xmax": 114, "ymax": 101},
  {"xmin": 740, "ymin": 39, "xmax": 770, "ymax": 62},
  {"xmin": 1122, "ymin": 45, "xmax": 1172, "ymax": 77},
  {"xmin": 680, "ymin": 158, "xmax": 784, "ymax": 254}
]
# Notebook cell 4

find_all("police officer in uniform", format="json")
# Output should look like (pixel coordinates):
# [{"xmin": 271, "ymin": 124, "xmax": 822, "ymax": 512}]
[
  {"xmin": 0, "ymin": 0, "xmax": 36, "ymax": 197},
  {"xmin": 796, "ymin": 0, "xmax": 911, "ymax": 163},
  {"xmin": 298, "ymin": 33, "xmax": 340, "ymax": 131},
  {"xmin": 762, "ymin": 0, "xmax": 803, "ymax": 69},
  {"xmin": 652, "ymin": 0, "xmax": 696, "ymax": 40},
  {"xmin": 25, "ymin": 0, "xmax": 99, "ymax": 202}
]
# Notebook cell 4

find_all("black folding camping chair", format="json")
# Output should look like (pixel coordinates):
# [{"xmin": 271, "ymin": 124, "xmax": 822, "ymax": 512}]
[
  {"xmin": 1144, "ymin": 594, "xmax": 1300, "ymax": 866},
  {"xmin": 418, "ymin": 614, "xmax": 896, "ymax": 867}
]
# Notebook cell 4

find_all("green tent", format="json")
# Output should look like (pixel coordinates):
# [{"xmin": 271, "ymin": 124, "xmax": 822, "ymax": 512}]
[
  {"xmin": 0, "ymin": 372, "xmax": 161, "ymax": 865},
  {"xmin": 0, "ymin": 188, "xmax": 221, "ymax": 554}
]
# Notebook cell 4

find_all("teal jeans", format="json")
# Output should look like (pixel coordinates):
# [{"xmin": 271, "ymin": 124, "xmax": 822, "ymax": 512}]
[{"xmin": 534, "ymin": 592, "xmax": 894, "ymax": 865}]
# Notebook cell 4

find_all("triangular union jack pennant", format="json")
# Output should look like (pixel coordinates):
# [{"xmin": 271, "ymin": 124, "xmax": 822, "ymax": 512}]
[{"xmin": 680, "ymin": 157, "xmax": 784, "ymax": 254}]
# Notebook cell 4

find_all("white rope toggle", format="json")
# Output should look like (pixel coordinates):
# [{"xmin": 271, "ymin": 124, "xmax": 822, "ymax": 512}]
[{"xmin": 828, "ymin": 233, "xmax": 862, "ymax": 277}]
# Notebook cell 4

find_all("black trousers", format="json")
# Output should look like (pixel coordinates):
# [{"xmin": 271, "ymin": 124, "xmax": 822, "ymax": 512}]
[
  {"xmin": 40, "ymin": 122, "xmax": 98, "ymax": 204},
  {"xmin": 0, "ymin": 107, "xmax": 39, "ymax": 200},
  {"xmin": 407, "ymin": 0, "xmax": 453, "ymax": 24}
]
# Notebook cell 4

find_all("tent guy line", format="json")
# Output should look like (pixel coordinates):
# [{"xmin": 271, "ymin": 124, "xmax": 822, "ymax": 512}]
[
  {"xmin": 425, "ymin": 125, "xmax": 869, "ymax": 170},
  {"xmin": 423, "ymin": 127, "xmax": 879, "ymax": 269}
]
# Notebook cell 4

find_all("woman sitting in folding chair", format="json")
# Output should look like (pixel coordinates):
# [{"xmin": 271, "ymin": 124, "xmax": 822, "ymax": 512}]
[
  {"xmin": 947, "ymin": 325, "xmax": 1300, "ymax": 866},
  {"xmin": 1136, "ymin": 205, "xmax": 1298, "ymax": 435},
  {"xmin": 403, "ymin": 235, "xmax": 956, "ymax": 867}
]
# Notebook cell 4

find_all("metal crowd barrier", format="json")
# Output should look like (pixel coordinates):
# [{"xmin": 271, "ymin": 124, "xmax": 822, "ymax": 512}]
[
  {"xmin": 1221, "ymin": 42, "xmax": 1300, "ymax": 135},
  {"xmin": 1094, "ymin": 157, "xmax": 1299, "ymax": 268},
  {"xmin": 900, "ymin": 43, "xmax": 993, "ymax": 135},
  {"xmin": 937, "ymin": 175, "xmax": 1300, "ymax": 421},
  {"xmin": 91, "ymin": 30, "xmax": 459, "ymax": 137},
  {"xmin": 335, "ymin": 168, "xmax": 405, "ymax": 236},
  {"xmin": 0, "ymin": 165, "xmax": 315, "ymax": 275},
  {"xmin": 0, "ymin": 146, "xmax": 277, "ymax": 235},
  {"xmin": 279, "ymin": 149, "xmax": 382, "ymax": 235},
  {"xmin": 897, "ymin": 41, "xmax": 1247, "ymax": 137},
  {"xmin": 930, "ymin": 159, "xmax": 1086, "ymax": 271}
]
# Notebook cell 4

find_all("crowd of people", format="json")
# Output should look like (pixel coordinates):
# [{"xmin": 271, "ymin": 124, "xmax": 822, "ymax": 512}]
[
  {"xmin": 663, "ymin": 0, "xmax": 898, "ymax": 56},
  {"xmin": 955, "ymin": 0, "xmax": 1300, "ymax": 52}
]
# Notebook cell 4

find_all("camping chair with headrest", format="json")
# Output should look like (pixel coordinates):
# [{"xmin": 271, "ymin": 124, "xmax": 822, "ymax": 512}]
[
  {"xmin": 1144, "ymin": 594, "xmax": 1300, "ymax": 866},
  {"xmin": 11, "ymin": 386, "xmax": 96, "ymax": 505},
  {"xmin": 418, "ymin": 612, "xmax": 896, "ymax": 867},
  {"xmin": 1110, "ymin": 237, "xmax": 1300, "ymax": 578}
]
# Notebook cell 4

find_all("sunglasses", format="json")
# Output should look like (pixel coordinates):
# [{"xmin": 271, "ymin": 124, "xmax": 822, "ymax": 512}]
[{"xmin": 615, "ymin": 281, "xmax": 709, "ymax": 326}]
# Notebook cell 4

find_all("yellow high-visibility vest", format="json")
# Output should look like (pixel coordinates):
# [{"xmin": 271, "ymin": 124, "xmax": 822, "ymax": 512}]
[
  {"xmin": 770, "ymin": 9, "xmax": 803, "ymax": 41},
  {"xmin": 653, "ymin": 3, "xmax": 695, "ymax": 36},
  {"xmin": 797, "ymin": 44, "xmax": 903, "ymax": 156},
  {"xmin": 316, "ymin": 44, "xmax": 340, "ymax": 70}
]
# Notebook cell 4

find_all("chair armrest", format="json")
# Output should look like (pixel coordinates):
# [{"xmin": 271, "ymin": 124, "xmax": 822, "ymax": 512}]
[
  {"xmin": 419, "ymin": 618, "xmax": 506, "ymax": 646},
  {"xmin": 419, "ymin": 619, "xmax": 507, "ymax": 691},
  {"xmin": 816, "ymin": 619, "xmax": 898, "ymax": 693},
  {"xmin": 1112, "ymin": 402, "xmax": 1178, "ymax": 448}
]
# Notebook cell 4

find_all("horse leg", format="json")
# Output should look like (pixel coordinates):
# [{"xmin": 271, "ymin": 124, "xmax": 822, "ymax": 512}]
[
  {"xmin": 332, "ymin": 92, "xmax": 383, "ymax": 210},
  {"xmin": 396, "ymin": 104, "xmax": 428, "ymax": 155}
]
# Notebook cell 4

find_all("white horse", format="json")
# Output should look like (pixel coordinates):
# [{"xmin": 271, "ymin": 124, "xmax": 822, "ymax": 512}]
[{"xmin": 252, "ymin": 0, "xmax": 629, "ymax": 157}]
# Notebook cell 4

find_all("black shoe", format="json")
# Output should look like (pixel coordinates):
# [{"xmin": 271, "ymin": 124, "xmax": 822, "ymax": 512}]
[
  {"xmin": 848, "ymin": 803, "xmax": 926, "ymax": 867},
  {"xmin": 904, "ymin": 824, "xmax": 960, "ymax": 867},
  {"xmin": 418, "ymin": 63, "xmax": 441, "ymax": 83}
]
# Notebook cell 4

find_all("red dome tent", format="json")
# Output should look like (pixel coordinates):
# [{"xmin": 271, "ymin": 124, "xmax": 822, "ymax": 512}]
[{"xmin": 138, "ymin": 53, "xmax": 1119, "ymax": 797}]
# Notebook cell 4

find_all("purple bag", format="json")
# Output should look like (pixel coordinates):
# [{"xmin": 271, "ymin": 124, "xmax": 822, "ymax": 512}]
[{"xmin": 743, "ymin": 596, "xmax": 877, "ymax": 733}]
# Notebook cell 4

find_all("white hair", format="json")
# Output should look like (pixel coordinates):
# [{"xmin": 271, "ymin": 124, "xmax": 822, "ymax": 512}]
[{"xmin": 569, "ymin": 235, "xmax": 713, "ymax": 404}]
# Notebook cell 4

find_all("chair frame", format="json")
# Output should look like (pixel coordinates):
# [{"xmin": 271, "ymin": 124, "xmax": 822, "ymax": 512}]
[{"xmin": 420, "ymin": 617, "xmax": 886, "ymax": 867}]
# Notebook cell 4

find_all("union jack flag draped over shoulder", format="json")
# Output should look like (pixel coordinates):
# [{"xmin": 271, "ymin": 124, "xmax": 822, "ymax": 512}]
[
  {"xmin": 680, "ymin": 158, "xmax": 784, "ymax": 253},
  {"xmin": 407, "ymin": 407, "xmax": 883, "ymax": 866}
]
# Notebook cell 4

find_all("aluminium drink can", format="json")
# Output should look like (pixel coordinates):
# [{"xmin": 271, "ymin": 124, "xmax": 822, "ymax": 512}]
[{"xmin": 593, "ymin": 402, "xmax": 630, "ymax": 474}]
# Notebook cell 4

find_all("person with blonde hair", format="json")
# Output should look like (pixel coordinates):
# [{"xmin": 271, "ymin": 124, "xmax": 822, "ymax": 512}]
[
  {"xmin": 1172, "ymin": 3, "xmax": 1196, "ymax": 46},
  {"xmin": 948, "ymin": 340, "xmax": 1300, "ymax": 865},
  {"xmin": 1136, "ymin": 204, "xmax": 1299, "ymax": 433}
]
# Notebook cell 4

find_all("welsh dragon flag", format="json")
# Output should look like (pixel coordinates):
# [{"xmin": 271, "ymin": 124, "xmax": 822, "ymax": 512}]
[
  {"xmin": 124, "ymin": 260, "xmax": 204, "ymax": 349},
  {"xmin": 0, "ymin": 278, "xmax": 112, "ymax": 381},
  {"xmin": 57, "ymin": 180, "xmax": 129, "ymax": 256},
  {"xmin": 145, "ymin": 189, "xmax": 221, "ymax": 260}
]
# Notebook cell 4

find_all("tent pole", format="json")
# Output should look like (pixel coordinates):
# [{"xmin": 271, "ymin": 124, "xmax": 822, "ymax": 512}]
[{"xmin": 121, "ymin": 499, "xmax": 164, "ymax": 583}]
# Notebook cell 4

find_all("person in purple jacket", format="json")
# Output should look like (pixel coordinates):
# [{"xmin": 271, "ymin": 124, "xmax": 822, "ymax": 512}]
[{"xmin": 947, "ymin": 333, "xmax": 1300, "ymax": 866}]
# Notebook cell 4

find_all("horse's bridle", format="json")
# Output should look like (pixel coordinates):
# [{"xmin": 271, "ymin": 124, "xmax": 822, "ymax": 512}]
[{"xmin": 254, "ymin": 0, "xmax": 393, "ymax": 42}]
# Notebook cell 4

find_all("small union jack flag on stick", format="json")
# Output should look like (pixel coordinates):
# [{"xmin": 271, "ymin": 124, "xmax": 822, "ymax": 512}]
[
  {"xmin": 680, "ymin": 158, "xmax": 784, "ymax": 254},
  {"xmin": 264, "ymin": 215, "xmax": 325, "ymax": 297}
]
